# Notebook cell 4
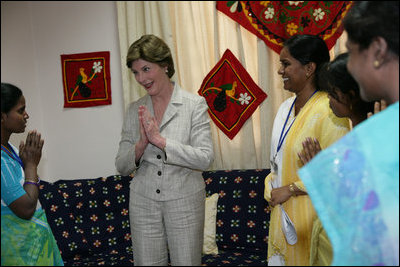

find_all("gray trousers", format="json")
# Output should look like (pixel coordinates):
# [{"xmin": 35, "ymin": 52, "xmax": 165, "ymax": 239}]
[{"xmin": 129, "ymin": 190, "xmax": 205, "ymax": 266}]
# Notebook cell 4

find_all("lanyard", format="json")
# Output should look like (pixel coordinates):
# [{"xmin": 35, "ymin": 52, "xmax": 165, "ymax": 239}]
[
  {"xmin": 276, "ymin": 90, "xmax": 318, "ymax": 154},
  {"xmin": 276, "ymin": 98, "xmax": 296, "ymax": 154},
  {"xmin": 1, "ymin": 144, "xmax": 24, "ymax": 168}
]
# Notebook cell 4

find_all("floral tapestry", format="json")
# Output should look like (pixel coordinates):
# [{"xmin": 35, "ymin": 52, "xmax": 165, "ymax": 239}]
[
  {"xmin": 217, "ymin": 1, "xmax": 353, "ymax": 54},
  {"xmin": 198, "ymin": 49, "xmax": 267, "ymax": 140},
  {"xmin": 61, "ymin": 51, "xmax": 111, "ymax": 108}
]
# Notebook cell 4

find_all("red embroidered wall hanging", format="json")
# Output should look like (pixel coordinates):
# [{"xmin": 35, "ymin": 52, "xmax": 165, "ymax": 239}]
[
  {"xmin": 198, "ymin": 49, "xmax": 267, "ymax": 140},
  {"xmin": 61, "ymin": 51, "xmax": 111, "ymax": 108},
  {"xmin": 217, "ymin": 1, "xmax": 353, "ymax": 54}
]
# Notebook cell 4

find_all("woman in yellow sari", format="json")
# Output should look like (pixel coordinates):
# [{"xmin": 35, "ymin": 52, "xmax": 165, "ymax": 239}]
[{"xmin": 264, "ymin": 35, "xmax": 350, "ymax": 266}]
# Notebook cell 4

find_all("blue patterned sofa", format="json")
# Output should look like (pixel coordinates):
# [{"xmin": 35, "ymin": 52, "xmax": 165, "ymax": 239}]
[
  {"xmin": 202, "ymin": 169, "xmax": 271, "ymax": 266},
  {"xmin": 38, "ymin": 169, "xmax": 271, "ymax": 266}
]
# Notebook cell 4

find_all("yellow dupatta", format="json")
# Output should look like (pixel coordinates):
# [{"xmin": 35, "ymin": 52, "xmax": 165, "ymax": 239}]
[{"xmin": 267, "ymin": 91, "xmax": 350, "ymax": 265}]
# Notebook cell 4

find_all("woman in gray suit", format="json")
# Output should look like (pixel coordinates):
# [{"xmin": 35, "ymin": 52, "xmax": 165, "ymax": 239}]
[{"xmin": 116, "ymin": 34, "xmax": 214, "ymax": 266}]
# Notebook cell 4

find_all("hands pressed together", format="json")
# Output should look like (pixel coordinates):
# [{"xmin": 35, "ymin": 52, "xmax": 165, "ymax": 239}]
[
  {"xmin": 19, "ymin": 130, "xmax": 44, "ymax": 170},
  {"xmin": 137, "ymin": 105, "xmax": 166, "ymax": 150}
]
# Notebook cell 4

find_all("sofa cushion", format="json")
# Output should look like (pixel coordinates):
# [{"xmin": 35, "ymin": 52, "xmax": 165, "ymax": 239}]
[
  {"xmin": 39, "ymin": 175, "xmax": 134, "ymax": 265},
  {"xmin": 203, "ymin": 169, "xmax": 271, "ymax": 253}
]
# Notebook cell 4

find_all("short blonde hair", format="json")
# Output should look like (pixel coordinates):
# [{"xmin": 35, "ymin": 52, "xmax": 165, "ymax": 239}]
[{"xmin": 126, "ymin": 34, "xmax": 175, "ymax": 78}]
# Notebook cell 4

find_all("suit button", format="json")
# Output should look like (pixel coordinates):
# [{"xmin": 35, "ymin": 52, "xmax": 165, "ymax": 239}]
[
  {"xmin": 158, "ymin": 171, "xmax": 162, "ymax": 176},
  {"xmin": 156, "ymin": 189, "xmax": 160, "ymax": 194},
  {"xmin": 157, "ymin": 155, "xmax": 161, "ymax": 159}
]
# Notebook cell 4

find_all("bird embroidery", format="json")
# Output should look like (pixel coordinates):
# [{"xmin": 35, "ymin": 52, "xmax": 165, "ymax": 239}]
[
  {"xmin": 204, "ymin": 81, "xmax": 251, "ymax": 112},
  {"xmin": 70, "ymin": 62, "xmax": 103, "ymax": 100}
]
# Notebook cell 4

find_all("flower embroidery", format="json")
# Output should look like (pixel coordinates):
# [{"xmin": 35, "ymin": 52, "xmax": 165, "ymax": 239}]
[
  {"xmin": 264, "ymin": 7, "xmax": 274, "ymax": 20},
  {"xmin": 91, "ymin": 226, "xmax": 100, "ymax": 235},
  {"xmin": 106, "ymin": 212, "xmax": 114, "ymax": 220},
  {"xmin": 286, "ymin": 22, "xmax": 298, "ymax": 36},
  {"xmin": 247, "ymin": 220, "xmax": 256, "ymax": 228},
  {"xmin": 233, "ymin": 189, "xmax": 242, "ymax": 198},
  {"xmin": 122, "ymin": 220, "xmax": 129, "ymax": 229},
  {"xmin": 68, "ymin": 242, "xmax": 77, "ymax": 251},
  {"xmin": 89, "ymin": 200, "xmax": 97, "ymax": 208},
  {"xmin": 250, "ymin": 176, "xmax": 259, "ymax": 184},
  {"xmin": 124, "ymin": 233, "xmax": 131, "ymax": 240},
  {"xmin": 50, "ymin": 205, "xmax": 58, "ymax": 212},
  {"xmin": 108, "ymin": 237, "xmax": 117, "ymax": 246},
  {"xmin": 313, "ymin": 8, "xmax": 325, "ymax": 21},
  {"xmin": 231, "ymin": 219, "xmax": 240, "ymax": 227},
  {"xmin": 249, "ymin": 190, "xmax": 257, "ymax": 198},
  {"xmin": 121, "ymin": 208, "xmax": 128, "ymax": 216},
  {"xmin": 75, "ymin": 189, "xmax": 83, "ymax": 197},
  {"xmin": 231, "ymin": 234, "xmax": 239, "ymax": 242},
  {"xmin": 55, "ymin": 217, "xmax": 64, "ymax": 226},
  {"xmin": 232, "ymin": 205, "xmax": 241, "ymax": 213},
  {"xmin": 248, "ymin": 205, "xmax": 257, "ymax": 213},
  {"xmin": 288, "ymin": 1, "xmax": 304, "ymax": 6},
  {"xmin": 217, "ymin": 205, "xmax": 225, "ymax": 213},
  {"xmin": 62, "ymin": 231, "xmax": 69, "ymax": 238},
  {"xmin": 247, "ymin": 234, "xmax": 256, "ymax": 243},
  {"xmin": 239, "ymin": 93, "xmax": 251, "ymax": 105},
  {"xmin": 234, "ymin": 176, "xmax": 243, "ymax": 183},
  {"xmin": 115, "ymin": 184, "xmax": 122, "ymax": 190},
  {"xmin": 89, "ymin": 187, "xmax": 96, "ymax": 195},
  {"xmin": 117, "ymin": 195, "xmax": 126, "ymax": 203},
  {"xmin": 103, "ymin": 199, "xmax": 111, "ymax": 207},
  {"xmin": 93, "ymin": 240, "xmax": 101, "ymax": 248}
]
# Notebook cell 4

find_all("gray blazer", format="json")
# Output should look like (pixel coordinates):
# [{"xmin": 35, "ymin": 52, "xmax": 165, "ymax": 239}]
[{"xmin": 116, "ymin": 83, "xmax": 214, "ymax": 201}]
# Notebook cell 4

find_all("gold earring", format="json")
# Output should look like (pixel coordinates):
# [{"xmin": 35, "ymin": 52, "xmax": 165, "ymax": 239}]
[{"xmin": 373, "ymin": 60, "xmax": 380, "ymax": 68}]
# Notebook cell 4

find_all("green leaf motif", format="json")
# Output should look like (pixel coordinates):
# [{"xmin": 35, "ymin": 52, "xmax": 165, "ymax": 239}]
[{"xmin": 220, "ymin": 84, "xmax": 233, "ymax": 91}]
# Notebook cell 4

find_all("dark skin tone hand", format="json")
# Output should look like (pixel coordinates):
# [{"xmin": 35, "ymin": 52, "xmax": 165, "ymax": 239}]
[
  {"xmin": 297, "ymin": 137, "xmax": 322, "ymax": 165},
  {"xmin": 270, "ymin": 137, "xmax": 320, "ymax": 207},
  {"xmin": 8, "ymin": 130, "xmax": 44, "ymax": 220}
]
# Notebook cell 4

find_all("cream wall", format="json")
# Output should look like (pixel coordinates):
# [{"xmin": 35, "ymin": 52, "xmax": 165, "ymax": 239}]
[{"xmin": 1, "ymin": 1, "xmax": 125, "ymax": 182}]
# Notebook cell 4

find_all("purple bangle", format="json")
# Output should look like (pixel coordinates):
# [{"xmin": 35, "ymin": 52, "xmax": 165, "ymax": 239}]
[
  {"xmin": 24, "ymin": 176, "xmax": 40, "ymax": 186},
  {"xmin": 24, "ymin": 181, "xmax": 39, "ymax": 187}
]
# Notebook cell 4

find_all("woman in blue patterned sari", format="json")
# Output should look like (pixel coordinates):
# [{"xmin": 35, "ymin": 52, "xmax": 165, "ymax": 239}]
[{"xmin": 1, "ymin": 83, "xmax": 63, "ymax": 266}]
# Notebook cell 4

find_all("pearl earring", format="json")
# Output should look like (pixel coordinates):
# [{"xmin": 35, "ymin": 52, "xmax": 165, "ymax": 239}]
[{"xmin": 373, "ymin": 60, "xmax": 380, "ymax": 68}]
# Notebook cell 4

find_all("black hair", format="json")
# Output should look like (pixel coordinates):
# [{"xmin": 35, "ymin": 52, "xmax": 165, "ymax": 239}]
[
  {"xmin": 343, "ymin": 1, "xmax": 399, "ymax": 56},
  {"xmin": 1, "ymin": 83, "xmax": 23, "ymax": 114},
  {"xmin": 319, "ymin": 53, "xmax": 374, "ymax": 114},
  {"xmin": 283, "ymin": 34, "xmax": 330, "ymax": 90}
]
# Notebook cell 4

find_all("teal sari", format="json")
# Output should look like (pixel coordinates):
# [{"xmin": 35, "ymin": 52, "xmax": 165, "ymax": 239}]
[
  {"xmin": 1, "ymin": 209, "xmax": 64, "ymax": 266},
  {"xmin": 299, "ymin": 102, "xmax": 399, "ymax": 266}
]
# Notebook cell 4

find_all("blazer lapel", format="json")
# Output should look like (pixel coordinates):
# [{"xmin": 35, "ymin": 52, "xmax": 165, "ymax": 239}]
[{"xmin": 160, "ymin": 83, "xmax": 182, "ymax": 130}]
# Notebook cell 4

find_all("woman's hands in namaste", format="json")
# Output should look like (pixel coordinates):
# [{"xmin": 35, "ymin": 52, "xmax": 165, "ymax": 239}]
[{"xmin": 138, "ymin": 105, "xmax": 166, "ymax": 150}]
